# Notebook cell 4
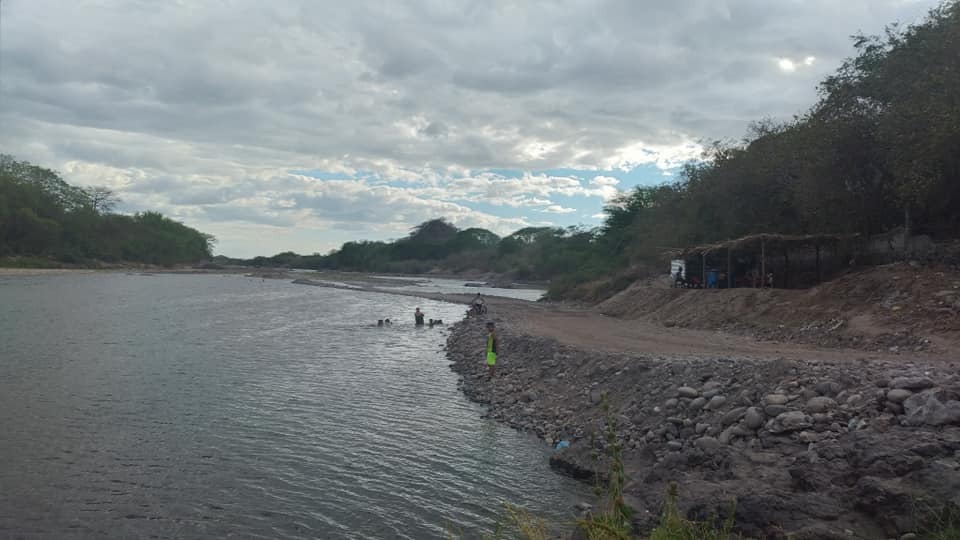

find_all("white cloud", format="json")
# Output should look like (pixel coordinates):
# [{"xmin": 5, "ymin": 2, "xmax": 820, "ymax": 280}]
[
  {"xmin": 0, "ymin": 0, "xmax": 941, "ymax": 256},
  {"xmin": 778, "ymin": 58, "xmax": 797, "ymax": 72},
  {"xmin": 542, "ymin": 205, "xmax": 576, "ymax": 214},
  {"xmin": 778, "ymin": 55, "xmax": 818, "ymax": 73},
  {"xmin": 600, "ymin": 140, "xmax": 704, "ymax": 172},
  {"xmin": 591, "ymin": 176, "xmax": 620, "ymax": 187}
]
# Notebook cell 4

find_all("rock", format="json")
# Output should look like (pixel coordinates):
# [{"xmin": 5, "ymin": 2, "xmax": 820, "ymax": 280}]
[
  {"xmin": 666, "ymin": 440, "xmax": 683, "ymax": 451},
  {"xmin": 704, "ymin": 395, "xmax": 727, "ymax": 410},
  {"xmin": 845, "ymin": 394, "xmax": 864, "ymax": 407},
  {"xmin": 688, "ymin": 397, "xmax": 707, "ymax": 411},
  {"xmin": 664, "ymin": 398, "xmax": 679, "ymax": 409},
  {"xmin": 806, "ymin": 396, "xmax": 838, "ymax": 413},
  {"xmin": 718, "ymin": 426, "xmax": 735, "ymax": 444},
  {"xmin": 764, "ymin": 404, "xmax": 788, "ymax": 417},
  {"xmin": 520, "ymin": 391, "xmax": 535, "ymax": 403},
  {"xmin": 677, "ymin": 386, "xmax": 699, "ymax": 398},
  {"xmin": 744, "ymin": 407, "xmax": 765, "ymax": 430},
  {"xmin": 814, "ymin": 381, "xmax": 842, "ymax": 397},
  {"xmin": 904, "ymin": 392, "xmax": 960, "ymax": 426},
  {"xmin": 769, "ymin": 411, "xmax": 813, "ymax": 434},
  {"xmin": 702, "ymin": 381, "xmax": 724, "ymax": 392},
  {"xmin": 812, "ymin": 413, "xmax": 831, "ymax": 424},
  {"xmin": 695, "ymin": 422, "xmax": 710, "ymax": 434},
  {"xmin": 890, "ymin": 377, "xmax": 934, "ymax": 390},
  {"xmin": 901, "ymin": 533, "xmax": 918, "ymax": 540},
  {"xmin": 721, "ymin": 407, "xmax": 747, "ymax": 426},
  {"xmin": 886, "ymin": 388, "xmax": 913, "ymax": 403},
  {"xmin": 589, "ymin": 388, "xmax": 605, "ymax": 404},
  {"xmin": 764, "ymin": 394, "xmax": 790, "ymax": 406},
  {"xmin": 885, "ymin": 402, "xmax": 905, "ymax": 415},
  {"xmin": 575, "ymin": 502, "xmax": 592, "ymax": 512},
  {"xmin": 694, "ymin": 436, "xmax": 722, "ymax": 453},
  {"xmin": 875, "ymin": 378, "xmax": 890, "ymax": 387},
  {"xmin": 872, "ymin": 415, "xmax": 894, "ymax": 432}
]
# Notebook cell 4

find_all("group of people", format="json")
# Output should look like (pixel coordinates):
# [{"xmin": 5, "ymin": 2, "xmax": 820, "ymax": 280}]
[
  {"xmin": 413, "ymin": 308, "xmax": 443, "ymax": 327},
  {"xmin": 379, "ymin": 298, "xmax": 498, "ymax": 379},
  {"xmin": 673, "ymin": 266, "xmax": 776, "ymax": 289}
]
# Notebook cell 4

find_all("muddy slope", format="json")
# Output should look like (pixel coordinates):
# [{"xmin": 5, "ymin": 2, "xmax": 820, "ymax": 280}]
[{"xmin": 597, "ymin": 262, "xmax": 960, "ymax": 352}]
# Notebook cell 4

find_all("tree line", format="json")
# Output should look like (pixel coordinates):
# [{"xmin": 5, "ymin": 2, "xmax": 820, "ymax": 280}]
[
  {"xmin": 0, "ymin": 155, "xmax": 215, "ymax": 266},
  {"xmin": 589, "ymin": 1, "xmax": 959, "ymax": 286},
  {"xmin": 246, "ymin": 2, "xmax": 958, "ymax": 299},
  {"xmin": 232, "ymin": 217, "xmax": 610, "ymax": 286}
]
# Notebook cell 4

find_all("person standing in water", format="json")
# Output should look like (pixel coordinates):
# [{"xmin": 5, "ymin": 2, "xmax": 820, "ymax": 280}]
[
  {"xmin": 414, "ymin": 308, "xmax": 425, "ymax": 326},
  {"xmin": 485, "ymin": 321, "xmax": 498, "ymax": 378}
]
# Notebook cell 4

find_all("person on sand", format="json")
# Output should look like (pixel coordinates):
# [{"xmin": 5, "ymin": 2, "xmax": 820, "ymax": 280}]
[
  {"xmin": 485, "ymin": 321, "xmax": 498, "ymax": 378},
  {"xmin": 473, "ymin": 293, "xmax": 486, "ymax": 314},
  {"xmin": 414, "ymin": 308, "xmax": 425, "ymax": 326}
]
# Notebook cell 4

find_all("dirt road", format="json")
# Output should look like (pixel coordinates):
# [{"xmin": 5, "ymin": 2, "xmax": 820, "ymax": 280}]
[{"xmin": 426, "ymin": 293, "xmax": 956, "ymax": 364}]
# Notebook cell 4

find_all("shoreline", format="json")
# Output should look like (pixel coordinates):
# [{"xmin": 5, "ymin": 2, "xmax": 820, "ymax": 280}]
[
  {"xmin": 444, "ymin": 300, "xmax": 960, "ymax": 539},
  {"xmin": 10, "ymin": 269, "xmax": 959, "ymax": 537},
  {"xmin": 0, "ymin": 264, "xmax": 547, "ymax": 289}
]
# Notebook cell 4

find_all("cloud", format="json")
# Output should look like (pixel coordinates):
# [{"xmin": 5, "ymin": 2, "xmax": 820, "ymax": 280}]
[
  {"xmin": 589, "ymin": 175, "xmax": 622, "ymax": 201},
  {"xmin": 0, "ymin": 0, "xmax": 942, "ymax": 256},
  {"xmin": 777, "ymin": 55, "xmax": 817, "ymax": 73},
  {"xmin": 541, "ymin": 205, "xmax": 576, "ymax": 214}
]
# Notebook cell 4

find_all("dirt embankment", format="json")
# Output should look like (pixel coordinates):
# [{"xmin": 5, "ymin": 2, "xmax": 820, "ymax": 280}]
[
  {"xmin": 597, "ymin": 262, "xmax": 960, "ymax": 353},
  {"xmin": 446, "ymin": 297, "xmax": 960, "ymax": 539}
]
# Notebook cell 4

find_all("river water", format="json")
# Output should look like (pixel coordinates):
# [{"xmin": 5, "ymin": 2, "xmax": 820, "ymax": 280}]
[{"xmin": 0, "ymin": 273, "xmax": 588, "ymax": 539}]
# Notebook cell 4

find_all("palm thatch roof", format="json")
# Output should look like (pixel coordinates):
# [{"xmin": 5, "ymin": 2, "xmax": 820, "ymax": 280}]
[{"xmin": 667, "ymin": 233, "xmax": 860, "ymax": 258}]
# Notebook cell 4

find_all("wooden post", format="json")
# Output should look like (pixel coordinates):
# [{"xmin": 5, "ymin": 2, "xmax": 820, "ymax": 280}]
[
  {"xmin": 701, "ymin": 253, "xmax": 706, "ymax": 289},
  {"xmin": 727, "ymin": 248, "xmax": 733, "ymax": 289},
  {"xmin": 760, "ymin": 236, "xmax": 766, "ymax": 288}
]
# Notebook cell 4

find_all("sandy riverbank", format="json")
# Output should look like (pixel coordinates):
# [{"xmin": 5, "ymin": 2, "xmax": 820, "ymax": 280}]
[
  {"xmin": 0, "ymin": 267, "xmax": 101, "ymax": 276},
  {"xmin": 445, "ymin": 296, "xmax": 960, "ymax": 539}
]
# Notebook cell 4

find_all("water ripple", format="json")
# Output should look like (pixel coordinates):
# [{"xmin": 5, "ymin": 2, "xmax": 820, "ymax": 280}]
[{"xmin": 0, "ymin": 274, "xmax": 587, "ymax": 539}]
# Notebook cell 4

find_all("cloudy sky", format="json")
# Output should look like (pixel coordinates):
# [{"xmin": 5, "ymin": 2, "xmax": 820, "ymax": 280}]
[{"xmin": 0, "ymin": 0, "xmax": 941, "ymax": 257}]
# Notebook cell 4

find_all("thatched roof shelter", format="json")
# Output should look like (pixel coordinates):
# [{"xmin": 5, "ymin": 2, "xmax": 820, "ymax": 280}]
[
  {"xmin": 668, "ymin": 233, "xmax": 859, "ymax": 258},
  {"xmin": 664, "ymin": 233, "xmax": 860, "ymax": 288}
]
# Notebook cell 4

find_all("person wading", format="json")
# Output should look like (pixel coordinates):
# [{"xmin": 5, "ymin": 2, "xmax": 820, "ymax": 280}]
[
  {"xmin": 485, "ymin": 322, "xmax": 498, "ymax": 378},
  {"xmin": 414, "ymin": 308, "xmax": 425, "ymax": 326}
]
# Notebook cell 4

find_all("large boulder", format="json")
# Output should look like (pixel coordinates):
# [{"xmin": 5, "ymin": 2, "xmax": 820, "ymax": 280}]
[
  {"xmin": 890, "ymin": 377, "xmax": 934, "ymax": 391},
  {"xmin": 903, "ymin": 391, "xmax": 960, "ymax": 426}
]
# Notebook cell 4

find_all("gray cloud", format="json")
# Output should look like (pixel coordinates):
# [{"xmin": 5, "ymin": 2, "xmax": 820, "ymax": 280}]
[{"xmin": 0, "ymin": 0, "xmax": 942, "ymax": 256}]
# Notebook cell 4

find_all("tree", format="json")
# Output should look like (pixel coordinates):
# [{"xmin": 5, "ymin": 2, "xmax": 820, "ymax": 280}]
[
  {"xmin": 83, "ymin": 186, "xmax": 120, "ymax": 214},
  {"xmin": 0, "ymin": 155, "xmax": 213, "ymax": 265},
  {"xmin": 408, "ymin": 218, "xmax": 458, "ymax": 244}
]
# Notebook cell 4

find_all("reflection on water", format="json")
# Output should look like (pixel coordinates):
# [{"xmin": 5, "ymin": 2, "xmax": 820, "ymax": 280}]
[{"xmin": 0, "ymin": 273, "xmax": 585, "ymax": 539}]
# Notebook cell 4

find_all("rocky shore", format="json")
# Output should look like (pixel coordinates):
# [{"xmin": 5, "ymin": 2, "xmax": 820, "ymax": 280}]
[{"xmin": 446, "ymin": 310, "xmax": 960, "ymax": 539}]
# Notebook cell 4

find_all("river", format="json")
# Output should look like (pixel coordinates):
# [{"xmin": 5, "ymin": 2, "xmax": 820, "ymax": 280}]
[{"xmin": 0, "ymin": 273, "xmax": 588, "ymax": 539}]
